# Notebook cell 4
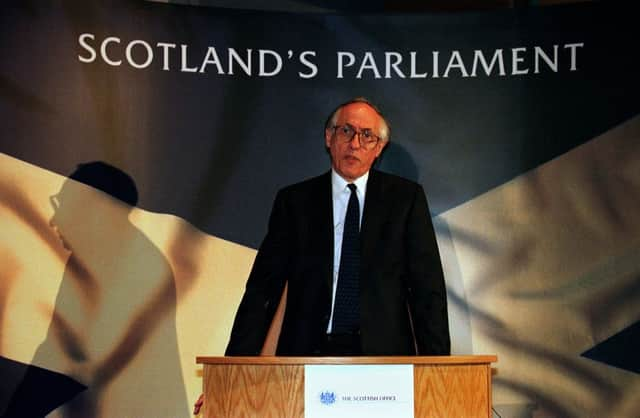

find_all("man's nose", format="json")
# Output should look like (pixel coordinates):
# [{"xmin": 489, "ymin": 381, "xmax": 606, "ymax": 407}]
[{"xmin": 348, "ymin": 134, "xmax": 362, "ymax": 149}]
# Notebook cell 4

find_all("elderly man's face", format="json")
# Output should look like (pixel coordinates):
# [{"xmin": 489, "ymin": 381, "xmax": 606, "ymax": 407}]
[{"xmin": 324, "ymin": 102, "xmax": 387, "ymax": 182}]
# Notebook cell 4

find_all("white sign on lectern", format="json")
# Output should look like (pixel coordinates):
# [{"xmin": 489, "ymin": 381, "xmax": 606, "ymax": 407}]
[{"xmin": 304, "ymin": 364, "xmax": 414, "ymax": 418}]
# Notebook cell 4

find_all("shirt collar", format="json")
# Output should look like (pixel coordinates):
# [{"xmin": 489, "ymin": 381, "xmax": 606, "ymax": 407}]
[{"xmin": 331, "ymin": 168, "xmax": 369, "ymax": 197}]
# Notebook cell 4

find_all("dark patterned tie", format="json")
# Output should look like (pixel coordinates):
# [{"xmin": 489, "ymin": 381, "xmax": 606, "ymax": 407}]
[{"xmin": 333, "ymin": 183, "xmax": 360, "ymax": 333}]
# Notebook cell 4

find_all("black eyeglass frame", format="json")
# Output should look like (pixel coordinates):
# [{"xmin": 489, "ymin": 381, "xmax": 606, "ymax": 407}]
[{"xmin": 332, "ymin": 124, "xmax": 383, "ymax": 150}]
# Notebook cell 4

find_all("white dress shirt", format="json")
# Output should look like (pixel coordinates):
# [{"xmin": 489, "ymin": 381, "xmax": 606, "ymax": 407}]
[{"xmin": 326, "ymin": 169, "xmax": 368, "ymax": 333}]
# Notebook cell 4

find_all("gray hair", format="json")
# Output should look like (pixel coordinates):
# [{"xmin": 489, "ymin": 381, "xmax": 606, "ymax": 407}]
[{"xmin": 324, "ymin": 97, "xmax": 391, "ymax": 142}]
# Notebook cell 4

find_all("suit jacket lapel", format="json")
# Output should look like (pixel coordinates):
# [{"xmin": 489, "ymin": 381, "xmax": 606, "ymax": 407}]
[
  {"xmin": 361, "ymin": 169, "xmax": 385, "ymax": 280},
  {"xmin": 314, "ymin": 171, "xmax": 334, "ymax": 296}
]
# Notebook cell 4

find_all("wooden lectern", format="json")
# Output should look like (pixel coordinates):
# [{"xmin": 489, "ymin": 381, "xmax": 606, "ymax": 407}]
[{"xmin": 196, "ymin": 355, "xmax": 496, "ymax": 418}]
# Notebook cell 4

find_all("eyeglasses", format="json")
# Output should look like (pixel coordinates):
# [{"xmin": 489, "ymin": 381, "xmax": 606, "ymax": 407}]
[{"xmin": 332, "ymin": 124, "xmax": 382, "ymax": 150}]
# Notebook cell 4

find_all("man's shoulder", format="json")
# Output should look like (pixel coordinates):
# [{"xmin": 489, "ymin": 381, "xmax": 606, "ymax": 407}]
[
  {"xmin": 277, "ymin": 171, "xmax": 330, "ymax": 198},
  {"xmin": 370, "ymin": 169, "xmax": 423, "ymax": 193},
  {"xmin": 281, "ymin": 171, "xmax": 329, "ymax": 191}
]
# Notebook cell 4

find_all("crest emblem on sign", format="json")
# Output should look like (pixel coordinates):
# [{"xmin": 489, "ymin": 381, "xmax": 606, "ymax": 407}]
[{"xmin": 319, "ymin": 391, "xmax": 336, "ymax": 405}]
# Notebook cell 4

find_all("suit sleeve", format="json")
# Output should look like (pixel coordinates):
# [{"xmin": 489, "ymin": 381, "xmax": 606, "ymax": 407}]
[
  {"xmin": 406, "ymin": 185, "xmax": 451, "ymax": 355},
  {"xmin": 225, "ymin": 190, "xmax": 291, "ymax": 355}
]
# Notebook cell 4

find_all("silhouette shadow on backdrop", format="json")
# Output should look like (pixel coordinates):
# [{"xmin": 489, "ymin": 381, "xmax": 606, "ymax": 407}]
[{"xmin": 2, "ymin": 162, "xmax": 189, "ymax": 418}]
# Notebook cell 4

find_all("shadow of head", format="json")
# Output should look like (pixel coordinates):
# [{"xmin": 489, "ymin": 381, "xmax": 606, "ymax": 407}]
[{"xmin": 49, "ymin": 162, "xmax": 138, "ymax": 251}]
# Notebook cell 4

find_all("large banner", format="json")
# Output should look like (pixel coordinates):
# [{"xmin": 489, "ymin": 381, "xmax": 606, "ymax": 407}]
[{"xmin": 1, "ymin": 1, "xmax": 639, "ymax": 417}]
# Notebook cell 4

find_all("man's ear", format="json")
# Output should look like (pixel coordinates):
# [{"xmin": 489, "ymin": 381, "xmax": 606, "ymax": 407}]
[
  {"xmin": 375, "ymin": 140, "xmax": 388, "ymax": 158},
  {"xmin": 324, "ymin": 128, "xmax": 333, "ymax": 148}
]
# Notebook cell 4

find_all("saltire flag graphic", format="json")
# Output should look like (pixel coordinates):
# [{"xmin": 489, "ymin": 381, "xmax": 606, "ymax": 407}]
[
  {"xmin": 0, "ymin": 154, "xmax": 256, "ymax": 417},
  {"xmin": 1, "ymin": 1, "xmax": 639, "ymax": 417},
  {"xmin": 437, "ymin": 115, "xmax": 640, "ymax": 417}
]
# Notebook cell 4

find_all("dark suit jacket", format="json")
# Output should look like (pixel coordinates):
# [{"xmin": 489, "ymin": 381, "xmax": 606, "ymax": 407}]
[{"xmin": 225, "ymin": 169, "xmax": 450, "ymax": 356}]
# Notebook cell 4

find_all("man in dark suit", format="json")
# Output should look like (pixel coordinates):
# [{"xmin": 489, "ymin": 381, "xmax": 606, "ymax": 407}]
[{"xmin": 225, "ymin": 98, "xmax": 450, "ymax": 357}]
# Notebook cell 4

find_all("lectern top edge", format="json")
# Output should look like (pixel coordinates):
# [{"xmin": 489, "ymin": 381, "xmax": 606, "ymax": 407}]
[{"xmin": 196, "ymin": 354, "xmax": 497, "ymax": 365}]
